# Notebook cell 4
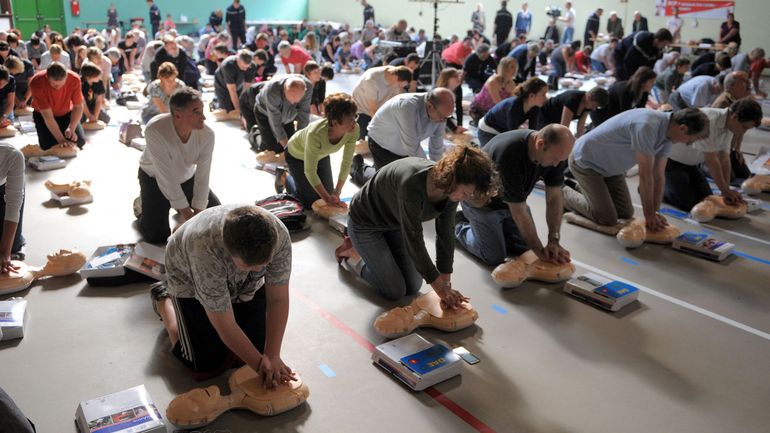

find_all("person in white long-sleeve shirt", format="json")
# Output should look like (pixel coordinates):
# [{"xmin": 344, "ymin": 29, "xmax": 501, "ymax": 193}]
[
  {"xmin": 137, "ymin": 88, "xmax": 220, "ymax": 244},
  {"xmin": 0, "ymin": 144, "xmax": 25, "ymax": 271}
]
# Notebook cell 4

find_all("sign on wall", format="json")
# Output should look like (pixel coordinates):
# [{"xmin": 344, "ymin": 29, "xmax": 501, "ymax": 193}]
[{"xmin": 654, "ymin": 0, "xmax": 735, "ymax": 19}]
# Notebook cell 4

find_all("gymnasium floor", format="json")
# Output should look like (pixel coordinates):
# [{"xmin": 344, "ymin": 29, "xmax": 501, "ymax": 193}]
[{"xmin": 1, "ymin": 70, "xmax": 769, "ymax": 433}]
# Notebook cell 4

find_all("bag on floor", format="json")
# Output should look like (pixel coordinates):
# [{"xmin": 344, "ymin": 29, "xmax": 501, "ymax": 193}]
[
  {"xmin": 255, "ymin": 194, "xmax": 307, "ymax": 233},
  {"xmin": 119, "ymin": 121, "xmax": 143, "ymax": 144},
  {"xmin": 116, "ymin": 91, "xmax": 139, "ymax": 106}
]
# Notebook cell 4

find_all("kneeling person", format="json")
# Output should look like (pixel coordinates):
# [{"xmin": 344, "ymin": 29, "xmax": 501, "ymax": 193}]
[
  {"xmin": 664, "ymin": 99, "xmax": 761, "ymax": 211},
  {"xmin": 456, "ymin": 125, "xmax": 574, "ymax": 266},
  {"xmin": 153, "ymin": 204, "xmax": 296, "ymax": 384},
  {"xmin": 29, "ymin": 62, "xmax": 85, "ymax": 150},
  {"xmin": 137, "ymin": 88, "xmax": 221, "ymax": 244}
]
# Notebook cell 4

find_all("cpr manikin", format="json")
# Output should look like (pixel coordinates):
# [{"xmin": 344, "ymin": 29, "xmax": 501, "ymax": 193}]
[
  {"xmin": 311, "ymin": 199, "xmax": 348, "ymax": 220},
  {"xmin": 45, "ymin": 180, "xmax": 92, "ymax": 199},
  {"xmin": 373, "ymin": 290, "xmax": 478, "ymax": 339},
  {"xmin": 21, "ymin": 143, "xmax": 79, "ymax": 158},
  {"xmin": 211, "ymin": 108, "xmax": 241, "ymax": 121},
  {"xmin": 0, "ymin": 118, "xmax": 16, "ymax": 137},
  {"xmin": 491, "ymin": 250, "xmax": 576, "ymax": 288},
  {"xmin": 616, "ymin": 218, "xmax": 681, "ymax": 248},
  {"xmin": 82, "ymin": 120, "xmax": 106, "ymax": 131},
  {"xmin": 255, "ymin": 150, "xmax": 286, "ymax": 166},
  {"xmin": 689, "ymin": 195, "xmax": 747, "ymax": 222},
  {"xmin": 0, "ymin": 249, "xmax": 88, "ymax": 295},
  {"xmin": 742, "ymin": 175, "xmax": 770, "ymax": 195},
  {"xmin": 165, "ymin": 366, "xmax": 309, "ymax": 428}
]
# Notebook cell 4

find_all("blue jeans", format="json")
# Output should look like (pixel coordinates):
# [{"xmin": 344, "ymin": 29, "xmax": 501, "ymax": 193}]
[
  {"xmin": 454, "ymin": 204, "xmax": 529, "ymax": 266},
  {"xmin": 347, "ymin": 218, "xmax": 423, "ymax": 300},
  {"xmin": 562, "ymin": 27, "xmax": 574, "ymax": 44},
  {"xmin": 591, "ymin": 59, "xmax": 606, "ymax": 73},
  {"xmin": 285, "ymin": 151, "xmax": 333, "ymax": 209}
]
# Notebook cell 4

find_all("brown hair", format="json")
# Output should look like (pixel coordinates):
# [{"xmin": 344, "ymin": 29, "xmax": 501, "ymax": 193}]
[
  {"xmin": 223, "ymin": 206, "xmax": 278, "ymax": 266},
  {"xmin": 323, "ymin": 92, "xmax": 357, "ymax": 126},
  {"xmin": 80, "ymin": 62, "xmax": 102, "ymax": 79},
  {"xmin": 729, "ymin": 97, "xmax": 762, "ymax": 126},
  {"xmin": 436, "ymin": 67, "xmax": 460, "ymax": 89},
  {"xmin": 3, "ymin": 56, "xmax": 23, "ymax": 75},
  {"xmin": 433, "ymin": 144, "xmax": 499, "ymax": 200},
  {"xmin": 157, "ymin": 61, "xmax": 178, "ymax": 79},
  {"xmin": 628, "ymin": 66, "xmax": 656, "ymax": 100},
  {"xmin": 46, "ymin": 62, "xmax": 68, "ymax": 81},
  {"xmin": 512, "ymin": 77, "xmax": 547, "ymax": 99},
  {"xmin": 385, "ymin": 65, "xmax": 413, "ymax": 82}
]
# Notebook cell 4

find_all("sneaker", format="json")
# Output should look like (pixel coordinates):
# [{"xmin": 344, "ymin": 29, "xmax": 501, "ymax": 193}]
[
  {"xmin": 149, "ymin": 281, "xmax": 169, "ymax": 321},
  {"xmin": 10, "ymin": 250, "xmax": 25, "ymax": 261},
  {"xmin": 133, "ymin": 196, "xmax": 142, "ymax": 219},
  {"xmin": 274, "ymin": 167, "xmax": 287, "ymax": 194},
  {"xmin": 350, "ymin": 154, "xmax": 366, "ymax": 186}
]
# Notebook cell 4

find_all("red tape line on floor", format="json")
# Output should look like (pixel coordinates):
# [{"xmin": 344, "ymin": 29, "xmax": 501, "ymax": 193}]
[{"xmin": 294, "ymin": 290, "xmax": 498, "ymax": 433}]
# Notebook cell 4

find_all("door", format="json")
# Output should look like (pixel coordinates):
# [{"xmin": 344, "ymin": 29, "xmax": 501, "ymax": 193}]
[{"xmin": 12, "ymin": 0, "xmax": 65, "ymax": 37}]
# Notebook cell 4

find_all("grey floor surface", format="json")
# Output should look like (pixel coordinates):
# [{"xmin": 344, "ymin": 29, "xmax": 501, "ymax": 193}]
[{"xmin": 0, "ymin": 70, "xmax": 769, "ymax": 433}]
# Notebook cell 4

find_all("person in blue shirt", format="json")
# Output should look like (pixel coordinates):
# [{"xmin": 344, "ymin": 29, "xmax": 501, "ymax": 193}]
[
  {"xmin": 515, "ymin": 3, "xmax": 533, "ymax": 36},
  {"xmin": 477, "ymin": 77, "xmax": 548, "ymax": 147},
  {"xmin": 146, "ymin": 0, "xmax": 161, "ymax": 39},
  {"xmin": 563, "ymin": 108, "xmax": 708, "ymax": 230}
]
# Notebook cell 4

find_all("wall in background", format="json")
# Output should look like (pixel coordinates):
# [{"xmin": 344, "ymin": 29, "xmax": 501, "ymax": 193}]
[
  {"xmin": 61, "ymin": 0, "xmax": 308, "ymax": 34},
  {"xmin": 308, "ymin": 0, "xmax": 767, "ymax": 56}
]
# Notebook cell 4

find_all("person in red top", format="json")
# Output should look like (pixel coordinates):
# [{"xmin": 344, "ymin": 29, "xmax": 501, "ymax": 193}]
[
  {"xmin": 750, "ymin": 58, "xmax": 769, "ymax": 98},
  {"xmin": 574, "ymin": 45, "xmax": 592, "ymax": 74},
  {"xmin": 29, "ymin": 62, "xmax": 85, "ymax": 150},
  {"xmin": 441, "ymin": 37, "xmax": 473, "ymax": 68},
  {"xmin": 277, "ymin": 41, "xmax": 311, "ymax": 74}
]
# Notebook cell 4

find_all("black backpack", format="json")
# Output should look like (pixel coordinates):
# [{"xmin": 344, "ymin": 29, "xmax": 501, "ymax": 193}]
[{"xmin": 255, "ymin": 194, "xmax": 307, "ymax": 233}]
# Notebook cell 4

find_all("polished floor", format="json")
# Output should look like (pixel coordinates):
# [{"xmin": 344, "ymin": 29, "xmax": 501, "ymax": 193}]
[{"xmin": 1, "ymin": 69, "xmax": 769, "ymax": 433}]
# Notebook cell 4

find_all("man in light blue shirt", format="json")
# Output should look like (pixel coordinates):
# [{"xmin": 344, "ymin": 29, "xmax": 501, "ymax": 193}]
[
  {"xmin": 366, "ymin": 88, "xmax": 455, "ymax": 170},
  {"xmin": 670, "ymin": 75, "xmax": 722, "ymax": 110},
  {"xmin": 563, "ymin": 108, "xmax": 708, "ymax": 232}
]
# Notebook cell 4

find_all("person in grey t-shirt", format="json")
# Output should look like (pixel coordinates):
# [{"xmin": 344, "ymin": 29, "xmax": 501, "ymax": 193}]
[
  {"xmin": 152, "ymin": 204, "xmax": 296, "ymax": 385},
  {"xmin": 253, "ymin": 75, "xmax": 312, "ymax": 154},
  {"xmin": 563, "ymin": 108, "xmax": 708, "ymax": 232}
]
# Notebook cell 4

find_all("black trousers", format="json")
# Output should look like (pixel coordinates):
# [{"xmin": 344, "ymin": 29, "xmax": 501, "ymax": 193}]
[
  {"xmin": 357, "ymin": 113, "xmax": 372, "ymax": 140},
  {"xmin": 663, "ymin": 159, "xmax": 712, "ymax": 212},
  {"xmin": 731, "ymin": 149, "xmax": 752, "ymax": 183},
  {"xmin": 255, "ymin": 109, "xmax": 295, "ymax": 154},
  {"xmin": 0, "ymin": 184, "xmax": 24, "ymax": 254},
  {"xmin": 370, "ymin": 137, "xmax": 406, "ymax": 170},
  {"xmin": 32, "ymin": 110, "xmax": 85, "ymax": 150},
  {"xmin": 231, "ymin": 28, "xmax": 246, "ymax": 50},
  {"xmin": 0, "ymin": 387, "xmax": 35, "ymax": 433},
  {"xmin": 285, "ymin": 150, "xmax": 334, "ymax": 209},
  {"xmin": 214, "ymin": 82, "xmax": 236, "ymax": 112},
  {"xmin": 137, "ymin": 168, "xmax": 221, "ymax": 244},
  {"xmin": 172, "ymin": 288, "xmax": 266, "ymax": 373}
]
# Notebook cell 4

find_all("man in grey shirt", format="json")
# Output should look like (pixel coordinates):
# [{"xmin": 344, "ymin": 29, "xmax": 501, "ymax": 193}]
[
  {"xmin": 563, "ymin": 108, "xmax": 708, "ymax": 232},
  {"xmin": 367, "ymin": 88, "xmax": 455, "ymax": 170},
  {"xmin": 152, "ymin": 204, "xmax": 296, "ymax": 383},
  {"xmin": 669, "ymin": 75, "xmax": 722, "ymax": 111},
  {"xmin": 254, "ymin": 75, "xmax": 312, "ymax": 154}
]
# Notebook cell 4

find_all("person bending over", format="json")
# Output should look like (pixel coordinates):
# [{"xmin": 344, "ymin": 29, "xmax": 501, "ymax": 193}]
[
  {"xmin": 537, "ymin": 87, "xmax": 607, "ymax": 137},
  {"xmin": 563, "ymin": 108, "xmax": 708, "ymax": 231},
  {"xmin": 253, "ymin": 75, "xmax": 313, "ymax": 154},
  {"xmin": 456, "ymin": 124, "xmax": 574, "ymax": 266},
  {"xmin": 79, "ymin": 62, "xmax": 109, "ymax": 125},
  {"xmin": 141, "ymin": 61, "xmax": 186, "ymax": 125},
  {"xmin": 151, "ymin": 204, "xmax": 295, "ymax": 383},
  {"xmin": 664, "ymin": 99, "xmax": 761, "ymax": 211},
  {"xmin": 477, "ymin": 77, "xmax": 548, "ymax": 147},
  {"xmin": 213, "ymin": 49, "xmax": 258, "ymax": 112},
  {"xmin": 336, "ymin": 145, "xmax": 498, "ymax": 304},
  {"xmin": 137, "ymin": 88, "xmax": 221, "ymax": 244},
  {"xmin": 29, "ymin": 62, "xmax": 85, "ymax": 150},
  {"xmin": 280, "ymin": 93, "xmax": 359, "ymax": 208},
  {"xmin": 351, "ymin": 65, "xmax": 412, "ymax": 140}
]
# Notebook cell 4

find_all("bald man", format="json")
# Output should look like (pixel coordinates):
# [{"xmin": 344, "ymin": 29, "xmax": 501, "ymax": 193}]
[
  {"xmin": 253, "ymin": 74, "xmax": 313, "ymax": 154},
  {"xmin": 365, "ymin": 88, "xmax": 455, "ymax": 169},
  {"xmin": 456, "ymin": 124, "xmax": 575, "ymax": 266}
]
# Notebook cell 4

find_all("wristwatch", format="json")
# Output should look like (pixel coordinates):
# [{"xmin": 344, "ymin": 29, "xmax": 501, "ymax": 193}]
[{"xmin": 548, "ymin": 232, "xmax": 560, "ymax": 242}]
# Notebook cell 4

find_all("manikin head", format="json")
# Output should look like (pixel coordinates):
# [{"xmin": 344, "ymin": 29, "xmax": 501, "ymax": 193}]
[
  {"xmin": 425, "ymin": 88, "xmax": 456, "ymax": 123},
  {"xmin": 530, "ymin": 124, "xmax": 575, "ymax": 167},
  {"xmin": 667, "ymin": 108, "xmax": 710, "ymax": 144},
  {"xmin": 169, "ymin": 88, "xmax": 206, "ymax": 131}
]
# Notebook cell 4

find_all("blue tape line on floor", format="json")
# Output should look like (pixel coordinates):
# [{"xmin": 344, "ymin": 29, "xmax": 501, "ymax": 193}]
[
  {"xmin": 491, "ymin": 304, "xmax": 508, "ymax": 314},
  {"xmin": 621, "ymin": 257, "xmax": 640, "ymax": 266},
  {"xmin": 660, "ymin": 207, "xmax": 689, "ymax": 219},
  {"xmin": 733, "ymin": 250, "xmax": 770, "ymax": 266},
  {"xmin": 318, "ymin": 364, "xmax": 336, "ymax": 377},
  {"xmin": 341, "ymin": 197, "xmax": 352, "ymax": 203}
]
